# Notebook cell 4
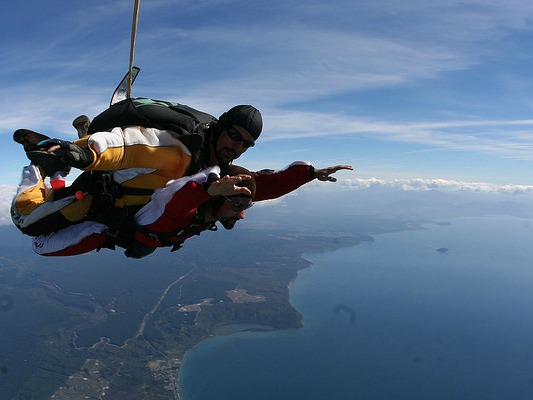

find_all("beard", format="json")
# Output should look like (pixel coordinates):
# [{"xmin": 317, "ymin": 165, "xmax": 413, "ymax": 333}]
[
  {"xmin": 215, "ymin": 147, "xmax": 238, "ymax": 164},
  {"xmin": 218, "ymin": 218, "xmax": 239, "ymax": 230}
]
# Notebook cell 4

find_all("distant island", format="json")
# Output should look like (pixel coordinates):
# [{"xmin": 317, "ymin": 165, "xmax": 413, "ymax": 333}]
[
  {"xmin": 436, "ymin": 247, "xmax": 449, "ymax": 253},
  {"xmin": 334, "ymin": 303, "xmax": 356, "ymax": 324}
]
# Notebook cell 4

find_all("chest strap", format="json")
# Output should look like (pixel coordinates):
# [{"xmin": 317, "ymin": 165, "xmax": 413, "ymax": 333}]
[{"xmin": 135, "ymin": 208, "xmax": 217, "ymax": 251}]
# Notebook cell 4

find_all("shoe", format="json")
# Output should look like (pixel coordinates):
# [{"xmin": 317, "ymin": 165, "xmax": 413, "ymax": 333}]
[
  {"xmin": 13, "ymin": 129, "xmax": 51, "ymax": 152},
  {"xmin": 72, "ymin": 115, "xmax": 90, "ymax": 138},
  {"xmin": 14, "ymin": 129, "xmax": 71, "ymax": 177},
  {"xmin": 26, "ymin": 151, "xmax": 71, "ymax": 178}
]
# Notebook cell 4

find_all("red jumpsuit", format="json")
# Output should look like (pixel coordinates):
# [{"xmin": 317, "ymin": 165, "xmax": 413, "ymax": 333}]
[{"xmin": 32, "ymin": 162, "xmax": 315, "ymax": 257}]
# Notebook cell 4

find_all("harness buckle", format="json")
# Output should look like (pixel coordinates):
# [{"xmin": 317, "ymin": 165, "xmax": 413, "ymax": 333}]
[
  {"xmin": 106, "ymin": 228, "xmax": 119, "ymax": 238},
  {"xmin": 147, "ymin": 232, "xmax": 161, "ymax": 242},
  {"xmin": 93, "ymin": 171, "xmax": 122, "ymax": 206}
]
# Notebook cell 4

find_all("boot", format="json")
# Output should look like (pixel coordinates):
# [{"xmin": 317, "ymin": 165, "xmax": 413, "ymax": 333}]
[
  {"xmin": 72, "ymin": 115, "xmax": 90, "ymax": 138},
  {"xmin": 13, "ymin": 129, "xmax": 51, "ymax": 152},
  {"xmin": 13, "ymin": 129, "xmax": 71, "ymax": 177}
]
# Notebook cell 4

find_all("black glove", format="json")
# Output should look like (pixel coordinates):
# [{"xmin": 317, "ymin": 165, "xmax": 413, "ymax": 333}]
[
  {"xmin": 39, "ymin": 139, "xmax": 94, "ymax": 169},
  {"xmin": 124, "ymin": 240, "xmax": 157, "ymax": 259}
]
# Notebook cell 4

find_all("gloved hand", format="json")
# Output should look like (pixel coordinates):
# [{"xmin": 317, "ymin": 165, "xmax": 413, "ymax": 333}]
[
  {"xmin": 124, "ymin": 240, "xmax": 157, "ymax": 259},
  {"xmin": 38, "ymin": 139, "xmax": 94, "ymax": 169}
]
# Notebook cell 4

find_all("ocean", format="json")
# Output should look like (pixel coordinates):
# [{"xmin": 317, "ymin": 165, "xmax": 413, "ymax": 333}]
[{"xmin": 179, "ymin": 216, "xmax": 533, "ymax": 399}]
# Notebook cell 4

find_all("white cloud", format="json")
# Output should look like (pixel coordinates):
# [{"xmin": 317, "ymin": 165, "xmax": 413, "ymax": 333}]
[
  {"xmin": 260, "ymin": 111, "xmax": 533, "ymax": 161},
  {"xmin": 3, "ymin": 0, "xmax": 533, "ymax": 146},
  {"xmin": 3, "ymin": 0, "xmax": 533, "ymax": 189},
  {"xmin": 2, "ymin": 175, "xmax": 532, "ymax": 228},
  {"xmin": 344, "ymin": 177, "xmax": 533, "ymax": 194},
  {"xmin": 0, "ymin": 185, "xmax": 16, "ymax": 226},
  {"xmin": 138, "ymin": 25, "xmax": 477, "ymax": 107}
]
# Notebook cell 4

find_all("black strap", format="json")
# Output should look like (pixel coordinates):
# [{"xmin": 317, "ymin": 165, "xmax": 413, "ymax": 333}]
[
  {"xmin": 135, "ymin": 207, "xmax": 216, "ymax": 248},
  {"xmin": 91, "ymin": 171, "xmax": 153, "ymax": 202},
  {"xmin": 119, "ymin": 186, "xmax": 154, "ymax": 196}
]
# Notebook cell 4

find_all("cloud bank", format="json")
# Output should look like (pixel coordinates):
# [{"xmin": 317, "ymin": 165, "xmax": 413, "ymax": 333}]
[
  {"xmin": 3, "ymin": 174, "xmax": 533, "ymax": 228},
  {"xmin": 342, "ymin": 177, "xmax": 533, "ymax": 194},
  {"xmin": 0, "ymin": 185, "xmax": 16, "ymax": 226}
]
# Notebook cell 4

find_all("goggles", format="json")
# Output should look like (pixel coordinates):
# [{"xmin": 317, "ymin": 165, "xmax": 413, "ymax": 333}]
[
  {"xmin": 223, "ymin": 195, "xmax": 253, "ymax": 211},
  {"xmin": 226, "ymin": 126, "xmax": 255, "ymax": 148}
]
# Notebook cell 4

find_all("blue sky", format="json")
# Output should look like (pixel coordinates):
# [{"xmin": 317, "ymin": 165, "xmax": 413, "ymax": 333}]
[{"xmin": 2, "ymin": 0, "xmax": 533, "ymax": 190}]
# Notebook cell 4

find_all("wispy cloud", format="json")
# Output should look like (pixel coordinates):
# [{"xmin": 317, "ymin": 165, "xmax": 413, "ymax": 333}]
[
  {"xmin": 343, "ymin": 177, "xmax": 533, "ymax": 194},
  {"xmin": 0, "ymin": 185, "xmax": 16, "ymax": 226},
  {"xmin": 134, "ymin": 25, "xmax": 477, "ymax": 107},
  {"xmin": 262, "ymin": 111, "xmax": 533, "ymax": 160},
  {"xmin": 140, "ymin": 0, "xmax": 533, "ymax": 101},
  {"xmin": 3, "ymin": 0, "xmax": 533, "ymax": 188}
]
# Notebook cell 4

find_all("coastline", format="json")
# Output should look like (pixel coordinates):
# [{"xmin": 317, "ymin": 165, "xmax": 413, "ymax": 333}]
[
  {"xmin": 175, "ymin": 216, "xmax": 533, "ymax": 399},
  {"xmin": 5, "ymin": 228, "xmax": 372, "ymax": 399},
  {"xmin": 177, "ymin": 234, "xmax": 373, "ymax": 399}
]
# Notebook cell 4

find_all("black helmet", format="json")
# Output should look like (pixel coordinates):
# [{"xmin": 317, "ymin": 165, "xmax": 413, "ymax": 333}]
[{"xmin": 219, "ymin": 105, "xmax": 262, "ymax": 139}]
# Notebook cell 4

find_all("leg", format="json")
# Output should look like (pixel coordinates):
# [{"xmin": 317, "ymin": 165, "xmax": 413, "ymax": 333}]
[
  {"xmin": 13, "ymin": 129, "xmax": 71, "ymax": 177},
  {"xmin": 33, "ymin": 221, "xmax": 108, "ymax": 256},
  {"xmin": 11, "ymin": 164, "xmax": 92, "ymax": 236}
]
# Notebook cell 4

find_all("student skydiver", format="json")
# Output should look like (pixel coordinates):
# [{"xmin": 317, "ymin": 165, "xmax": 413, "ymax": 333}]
[{"xmin": 31, "ymin": 165, "xmax": 256, "ymax": 258}]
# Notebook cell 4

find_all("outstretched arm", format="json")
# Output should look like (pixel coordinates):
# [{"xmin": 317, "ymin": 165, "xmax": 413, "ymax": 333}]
[
  {"xmin": 253, "ymin": 161, "xmax": 353, "ymax": 202},
  {"xmin": 312, "ymin": 165, "xmax": 353, "ymax": 182}
]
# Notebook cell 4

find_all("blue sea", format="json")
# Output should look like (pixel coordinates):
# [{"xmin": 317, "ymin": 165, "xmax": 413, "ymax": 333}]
[{"xmin": 179, "ymin": 216, "xmax": 533, "ymax": 400}]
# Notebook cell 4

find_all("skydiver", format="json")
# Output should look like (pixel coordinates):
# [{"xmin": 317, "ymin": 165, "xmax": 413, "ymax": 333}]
[
  {"xmin": 11, "ymin": 100, "xmax": 262, "ymax": 235},
  {"xmin": 11, "ymin": 159, "xmax": 352, "ymax": 258},
  {"xmin": 11, "ymin": 101, "xmax": 353, "ymax": 239},
  {"xmin": 31, "ymin": 164, "xmax": 256, "ymax": 258},
  {"xmin": 10, "ymin": 96, "xmax": 352, "ymax": 248}
]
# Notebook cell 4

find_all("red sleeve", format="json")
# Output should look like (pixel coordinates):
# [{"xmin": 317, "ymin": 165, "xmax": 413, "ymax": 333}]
[
  {"xmin": 144, "ymin": 181, "xmax": 210, "ymax": 232},
  {"xmin": 134, "ymin": 180, "xmax": 211, "ymax": 247},
  {"xmin": 253, "ymin": 162, "xmax": 315, "ymax": 202}
]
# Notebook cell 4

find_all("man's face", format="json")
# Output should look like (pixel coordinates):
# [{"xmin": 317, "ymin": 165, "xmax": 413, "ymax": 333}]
[
  {"xmin": 214, "ymin": 125, "xmax": 256, "ymax": 164},
  {"xmin": 215, "ymin": 202, "xmax": 245, "ymax": 230},
  {"xmin": 214, "ymin": 195, "xmax": 252, "ymax": 230}
]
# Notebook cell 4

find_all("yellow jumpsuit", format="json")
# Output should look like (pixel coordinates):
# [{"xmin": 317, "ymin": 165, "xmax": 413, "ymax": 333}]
[{"xmin": 12, "ymin": 126, "xmax": 193, "ymax": 234}]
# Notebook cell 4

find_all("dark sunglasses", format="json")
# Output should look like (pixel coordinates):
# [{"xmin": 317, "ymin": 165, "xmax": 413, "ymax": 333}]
[
  {"xmin": 223, "ymin": 195, "xmax": 253, "ymax": 211},
  {"xmin": 226, "ymin": 126, "xmax": 255, "ymax": 148}
]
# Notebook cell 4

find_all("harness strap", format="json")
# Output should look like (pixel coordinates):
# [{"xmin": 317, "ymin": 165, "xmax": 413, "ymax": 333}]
[
  {"xmin": 137, "ymin": 220, "xmax": 217, "ymax": 246},
  {"xmin": 93, "ymin": 171, "xmax": 154, "ymax": 200},
  {"xmin": 71, "ymin": 171, "xmax": 152, "ymax": 249},
  {"xmin": 135, "ymin": 207, "xmax": 217, "ymax": 249}
]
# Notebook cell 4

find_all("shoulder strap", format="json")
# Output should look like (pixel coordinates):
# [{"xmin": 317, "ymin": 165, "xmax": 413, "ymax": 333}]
[
  {"xmin": 135, "ymin": 207, "xmax": 216, "ymax": 248},
  {"xmin": 88, "ymin": 97, "xmax": 215, "ymax": 139}
]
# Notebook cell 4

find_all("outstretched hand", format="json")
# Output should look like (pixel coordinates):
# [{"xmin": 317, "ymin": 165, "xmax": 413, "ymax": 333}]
[
  {"xmin": 207, "ymin": 174, "xmax": 252, "ymax": 197},
  {"xmin": 313, "ymin": 165, "xmax": 353, "ymax": 182}
]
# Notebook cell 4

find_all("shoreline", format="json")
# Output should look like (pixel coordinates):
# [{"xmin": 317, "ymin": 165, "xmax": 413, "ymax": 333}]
[{"xmin": 10, "ymin": 229, "xmax": 373, "ymax": 399}]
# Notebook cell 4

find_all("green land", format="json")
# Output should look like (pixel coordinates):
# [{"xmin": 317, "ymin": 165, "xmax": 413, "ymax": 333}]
[{"xmin": 0, "ymin": 226, "xmax": 374, "ymax": 400}]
